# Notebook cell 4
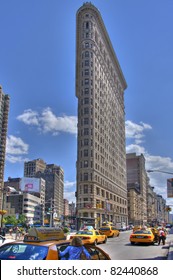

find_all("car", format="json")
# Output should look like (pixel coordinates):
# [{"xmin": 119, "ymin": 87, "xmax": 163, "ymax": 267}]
[
  {"xmin": 126, "ymin": 225, "xmax": 134, "ymax": 230},
  {"xmin": 99, "ymin": 226, "xmax": 120, "ymax": 237},
  {"xmin": 70, "ymin": 229, "xmax": 107, "ymax": 245},
  {"xmin": 130, "ymin": 228, "xmax": 156, "ymax": 245},
  {"xmin": 165, "ymin": 224, "xmax": 172, "ymax": 229},
  {"xmin": 0, "ymin": 227, "xmax": 111, "ymax": 260},
  {"xmin": 0, "ymin": 235, "xmax": 15, "ymax": 246}
]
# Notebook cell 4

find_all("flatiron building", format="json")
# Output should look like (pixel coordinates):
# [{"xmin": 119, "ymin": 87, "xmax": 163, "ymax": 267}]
[{"xmin": 76, "ymin": 3, "xmax": 128, "ymax": 228}]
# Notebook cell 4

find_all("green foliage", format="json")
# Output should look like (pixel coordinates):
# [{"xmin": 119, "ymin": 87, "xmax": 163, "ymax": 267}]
[
  {"xmin": 4, "ymin": 214, "xmax": 27, "ymax": 227},
  {"xmin": 63, "ymin": 227, "xmax": 70, "ymax": 233},
  {"xmin": 4, "ymin": 215, "xmax": 17, "ymax": 225}
]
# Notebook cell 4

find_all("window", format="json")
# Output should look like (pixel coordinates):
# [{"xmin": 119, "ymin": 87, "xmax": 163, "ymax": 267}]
[
  {"xmin": 86, "ymin": 22, "xmax": 89, "ymax": 29},
  {"xmin": 84, "ymin": 173, "xmax": 88, "ymax": 180},
  {"xmin": 84, "ymin": 128, "xmax": 89, "ymax": 135},
  {"xmin": 85, "ymin": 79, "xmax": 89, "ymax": 85},
  {"xmin": 85, "ymin": 51, "xmax": 89, "ymax": 58},
  {"xmin": 85, "ymin": 69, "xmax": 89, "ymax": 76},
  {"xmin": 84, "ymin": 118, "xmax": 89, "ymax": 125},
  {"xmin": 84, "ymin": 161, "xmax": 88, "ymax": 168},
  {"xmin": 85, "ymin": 88, "xmax": 89, "ymax": 94},
  {"xmin": 84, "ymin": 98, "xmax": 89, "ymax": 104},
  {"xmin": 84, "ymin": 107, "xmax": 89, "ymax": 114},
  {"xmin": 84, "ymin": 139, "xmax": 89, "ymax": 146},
  {"xmin": 85, "ymin": 60, "xmax": 89, "ymax": 66},
  {"xmin": 84, "ymin": 185, "xmax": 88, "ymax": 193},
  {"xmin": 96, "ymin": 187, "xmax": 100, "ymax": 195},
  {"xmin": 84, "ymin": 149, "xmax": 88, "ymax": 156}
]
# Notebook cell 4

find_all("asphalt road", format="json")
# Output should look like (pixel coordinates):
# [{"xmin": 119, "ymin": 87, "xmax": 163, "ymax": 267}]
[{"xmin": 98, "ymin": 230, "xmax": 173, "ymax": 260}]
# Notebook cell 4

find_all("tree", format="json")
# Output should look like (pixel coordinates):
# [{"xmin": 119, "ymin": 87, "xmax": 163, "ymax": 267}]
[
  {"xmin": 18, "ymin": 214, "xmax": 27, "ymax": 226},
  {"xmin": 4, "ymin": 214, "xmax": 27, "ymax": 227},
  {"xmin": 4, "ymin": 215, "xmax": 17, "ymax": 226}
]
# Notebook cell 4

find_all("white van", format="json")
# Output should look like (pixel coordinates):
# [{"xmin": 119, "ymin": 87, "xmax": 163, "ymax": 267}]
[{"xmin": 116, "ymin": 222, "xmax": 126, "ymax": 231}]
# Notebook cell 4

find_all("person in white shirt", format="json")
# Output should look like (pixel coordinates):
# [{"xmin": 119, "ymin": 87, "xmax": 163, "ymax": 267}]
[{"xmin": 158, "ymin": 228, "xmax": 166, "ymax": 245}]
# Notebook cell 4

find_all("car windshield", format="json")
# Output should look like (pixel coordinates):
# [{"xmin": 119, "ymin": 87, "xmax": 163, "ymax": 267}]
[
  {"xmin": 99, "ymin": 227, "xmax": 110, "ymax": 231},
  {"xmin": 0, "ymin": 244, "xmax": 48, "ymax": 260},
  {"xmin": 134, "ymin": 230, "xmax": 151, "ymax": 234},
  {"xmin": 76, "ymin": 231, "xmax": 93, "ymax": 235}
]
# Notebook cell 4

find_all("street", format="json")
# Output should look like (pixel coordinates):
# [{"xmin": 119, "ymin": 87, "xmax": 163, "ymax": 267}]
[{"xmin": 98, "ymin": 229, "xmax": 173, "ymax": 260}]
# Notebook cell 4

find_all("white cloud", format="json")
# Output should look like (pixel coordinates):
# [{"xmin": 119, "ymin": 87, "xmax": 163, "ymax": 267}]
[
  {"xmin": 5, "ymin": 154, "xmax": 29, "ymax": 164},
  {"xmin": 5, "ymin": 135, "xmax": 29, "ymax": 163},
  {"xmin": 64, "ymin": 180, "xmax": 76, "ymax": 189},
  {"xmin": 126, "ymin": 144, "xmax": 146, "ymax": 155},
  {"xmin": 17, "ymin": 109, "xmax": 39, "ymax": 125},
  {"xmin": 64, "ymin": 181, "xmax": 76, "ymax": 203},
  {"xmin": 64, "ymin": 191, "xmax": 76, "ymax": 203},
  {"xmin": 6, "ymin": 135, "xmax": 29, "ymax": 155},
  {"xmin": 125, "ymin": 120, "xmax": 152, "ymax": 143},
  {"xmin": 17, "ymin": 107, "xmax": 77, "ymax": 135}
]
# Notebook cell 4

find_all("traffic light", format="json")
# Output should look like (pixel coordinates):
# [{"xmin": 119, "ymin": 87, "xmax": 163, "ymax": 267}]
[{"xmin": 165, "ymin": 206, "xmax": 172, "ymax": 212}]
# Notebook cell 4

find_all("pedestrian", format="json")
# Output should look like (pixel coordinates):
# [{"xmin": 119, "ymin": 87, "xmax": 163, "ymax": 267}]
[
  {"xmin": 15, "ymin": 226, "xmax": 21, "ymax": 240},
  {"xmin": 59, "ymin": 236, "xmax": 91, "ymax": 260},
  {"xmin": 158, "ymin": 228, "xmax": 166, "ymax": 245},
  {"xmin": 9, "ymin": 228, "xmax": 13, "ymax": 236}
]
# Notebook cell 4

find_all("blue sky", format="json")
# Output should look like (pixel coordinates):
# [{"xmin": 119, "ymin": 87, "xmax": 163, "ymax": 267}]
[{"xmin": 1, "ymin": 0, "xmax": 173, "ymax": 209}]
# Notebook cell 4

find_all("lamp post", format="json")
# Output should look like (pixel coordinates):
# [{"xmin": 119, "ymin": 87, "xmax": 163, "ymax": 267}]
[
  {"xmin": 44, "ymin": 198, "xmax": 57, "ymax": 227},
  {"xmin": 147, "ymin": 169, "xmax": 173, "ymax": 175}
]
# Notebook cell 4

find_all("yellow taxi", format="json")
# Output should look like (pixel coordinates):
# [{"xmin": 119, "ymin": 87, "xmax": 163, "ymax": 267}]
[
  {"xmin": 132, "ymin": 225, "xmax": 142, "ymax": 232},
  {"xmin": 0, "ymin": 227, "xmax": 111, "ymax": 260},
  {"xmin": 99, "ymin": 225, "xmax": 120, "ymax": 238},
  {"xmin": 70, "ymin": 229, "xmax": 107, "ymax": 245},
  {"xmin": 130, "ymin": 228, "xmax": 156, "ymax": 245}
]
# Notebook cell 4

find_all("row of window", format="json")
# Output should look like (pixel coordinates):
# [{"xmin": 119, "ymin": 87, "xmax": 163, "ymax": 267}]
[
  {"xmin": 77, "ymin": 202, "xmax": 127, "ymax": 215},
  {"xmin": 78, "ymin": 184, "xmax": 126, "ymax": 206},
  {"xmin": 78, "ymin": 171, "xmax": 126, "ymax": 196}
]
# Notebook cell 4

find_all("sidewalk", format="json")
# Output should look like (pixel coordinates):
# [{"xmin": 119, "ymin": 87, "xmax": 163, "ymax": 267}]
[
  {"xmin": 5, "ymin": 233, "xmax": 24, "ymax": 241},
  {"xmin": 167, "ymin": 241, "xmax": 173, "ymax": 260}
]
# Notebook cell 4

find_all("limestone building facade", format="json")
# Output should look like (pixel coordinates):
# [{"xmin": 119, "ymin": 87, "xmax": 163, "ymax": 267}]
[{"xmin": 76, "ymin": 3, "xmax": 128, "ymax": 228}]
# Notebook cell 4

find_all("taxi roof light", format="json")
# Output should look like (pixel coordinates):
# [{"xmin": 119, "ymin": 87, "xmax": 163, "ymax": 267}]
[{"xmin": 24, "ymin": 227, "xmax": 66, "ymax": 242}]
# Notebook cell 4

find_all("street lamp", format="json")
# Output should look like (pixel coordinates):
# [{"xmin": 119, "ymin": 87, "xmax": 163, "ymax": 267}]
[
  {"xmin": 147, "ymin": 169, "xmax": 173, "ymax": 175},
  {"xmin": 44, "ymin": 198, "xmax": 57, "ymax": 227}
]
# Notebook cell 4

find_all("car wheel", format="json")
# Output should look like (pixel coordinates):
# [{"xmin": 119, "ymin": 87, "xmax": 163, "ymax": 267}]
[
  {"xmin": 131, "ymin": 242, "xmax": 135, "ymax": 245},
  {"xmin": 103, "ymin": 237, "xmax": 107, "ymax": 244},
  {"xmin": 94, "ymin": 239, "xmax": 98, "ymax": 245}
]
